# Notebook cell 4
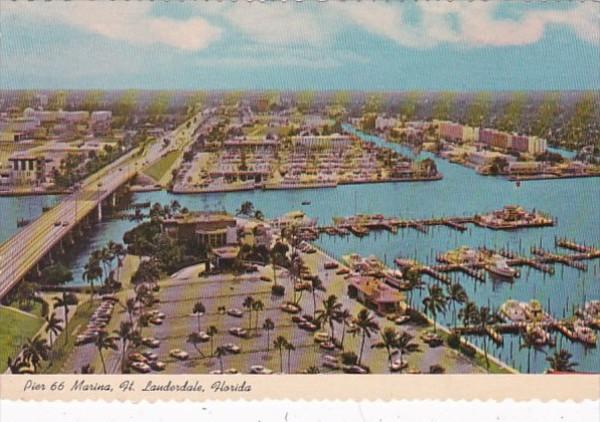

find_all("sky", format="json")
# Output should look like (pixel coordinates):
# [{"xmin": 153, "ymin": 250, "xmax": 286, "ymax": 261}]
[{"xmin": 1, "ymin": 1, "xmax": 599, "ymax": 91}]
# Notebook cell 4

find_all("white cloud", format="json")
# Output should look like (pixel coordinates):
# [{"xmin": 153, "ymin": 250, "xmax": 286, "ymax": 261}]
[
  {"xmin": 3, "ymin": 2, "xmax": 222, "ymax": 51},
  {"xmin": 329, "ymin": 2, "xmax": 599, "ymax": 48}
]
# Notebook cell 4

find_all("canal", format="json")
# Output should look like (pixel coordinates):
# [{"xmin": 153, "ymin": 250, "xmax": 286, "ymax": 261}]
[{"xmin": 0, "ymin": 126, "xmax": 598, "ymax": 373}]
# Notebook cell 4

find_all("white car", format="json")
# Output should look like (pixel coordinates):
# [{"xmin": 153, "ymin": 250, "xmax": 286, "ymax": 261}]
[
  {"xmin": 223, "ymin": 343, "xmax": 241, "ymax": 354},
  {"xmin": 169, "ymin": 349, "xmax": 189, "ymax": 360},
  {"xmin": 313, "ymin": 332, "xmax": 330, "ymax": 343},
  {"xmin": 130, "ymin": 361, "xmax": 151, "ymax": 374},
  {"xmin": 390, "ymin": 359, "xmax": 408, "ymax": 372},
  {"xmin": 250, "ymin": 365, "xmax": 273, "ymax": 375},
  {"xmin": 227, "ymin": 308, "xmax": 243, "ymax": 318},
  {"xmin": 322, "ymin": 355, "xmax": 340, "ymax": 370},
  {"xmin": 228, "ymin": 327, "xmax": 249, "ymax": 338},
  {"xmin": 142, "ymin": 337, "xmax": 160, "ymax": 348}
]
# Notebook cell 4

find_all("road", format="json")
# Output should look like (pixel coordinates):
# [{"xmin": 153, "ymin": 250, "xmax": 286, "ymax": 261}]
[{"xmin": 0, "ymin": 111, "xmax": 207, "ymax": 300}]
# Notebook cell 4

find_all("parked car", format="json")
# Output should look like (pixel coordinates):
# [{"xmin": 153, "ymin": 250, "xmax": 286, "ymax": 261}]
[
  {"xmin": 128, "ymin": 352, "xmax": 147, "ymax": 363},
  {"xmin": 142, "ymin": 337, "xmax": 160, "ymax": 348},
  {"xmin": 227, "ymin": 308, "xmax": 243, "ymax": 318},
  {"xmin": 141, "ymin": 351, "xmax": 158, "ymax": 361},
  {"xmin": 228, "ymin": 327, "xmax": 249, "ymax": 338},
  {"xmin": 279, "ymin": 302, "xmax": 301, "ymax": 314},
  {"xmin": 313, "ymin": 332, "xmax": 330, "ymax": 343},
  {"xmin": 130, "ymin": 361, "xmax": 151, "ymax": 373},
  {"xmin": 319, "ymin": 341, "xmax": 336, "ymax": 351},
  {"xmin": 223, "ymin": 343, "xmax": 241, "ymax": 354},
  {"xmin": 250, "ymin": 365, "xmax": 273, "ymax": 375},
  {"xmin": 149, "ymin": 360, "xmax": 166, "ymax": 371},
  {"xmin": 343, "ymin": 365, "xmax": 368, "ymax": 374},
  {"xmin": 322, "ymin": 355, "xmax": 340, "ymax": 370},
  {"xmin": 169, "ymin": 349, "xmax": 189, "ymax": 360},
  {"xmin": 390, "ymin": 359, "xmax": 408, "ymax": 372}
]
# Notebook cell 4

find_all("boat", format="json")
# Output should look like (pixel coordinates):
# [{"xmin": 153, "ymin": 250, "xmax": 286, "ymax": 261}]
[
  {"xmin": 301, "ymin": 200, "xmax": 311, "ymax": 206},
  {"xmin": 487, "ymin": 258, "xmax": 518, "ymax": 279},
  {"xmin": 337, "ymin": 227, "xmax": 350, "ymax": 236},
  {"xmin": 349, "ymin": 225, "xmax": 369, "ymax": 237}
]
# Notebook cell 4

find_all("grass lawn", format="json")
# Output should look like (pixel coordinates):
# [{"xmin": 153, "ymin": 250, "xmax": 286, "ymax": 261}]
[
  {"xmin": 143, "ymin": 150, "xmax": 179, "ymax": 182},
  {"xmin": 0, "ymin": 306, "xmax": 44, "ymax": 372},
  {"xmin": 43, "ymin": 301, "xmax": 96, "ymax": 374}
]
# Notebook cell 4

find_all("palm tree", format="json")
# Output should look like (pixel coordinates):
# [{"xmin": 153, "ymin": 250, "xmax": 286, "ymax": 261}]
[
  {"xmin": 80, "ymin": 364, "xmax": 95, "ymax": 374},
  {"xmin": 371, "ymin": 327, "xmax": 398, "ymax": 364},
  {"xmin": 316, "ymin": 295, "xmax": 342, "ymax": 342},
  {"xmin": 305, "ymin": 366, "xmax": 320, "ymax": 374},
  {"xmin": 546, "ymin": 349, "xmax": 578, "ymax": 373},
  {"xmin": 236, "ymin": 201, "xmax": 255, "ymax": 217},
  {"xmin": 21, "ymin": 335, "xmax": 50, "ymax": 372},
  {"xmin": 215, "ymin": 346, "xmax": 227, "ymax": 374},
  {"xmin": 422, "ymin": 284, "xmax": 447, "ymax": 332},
  {"xmin": 207, "ymin": 325, "xmax": 218, "ymax": 357},
  {"xmin": 187, "ymin": 332, "xmax": 206, "ymax": 358},
  {"xmin": 396, "ymin": 331, "xmax": 419, "ymax": 370},
  {"xmin": 83, "ymin": 255, "xmax": 103, "ymax": 303},
  {"xmin": 170, "ymin": 200, "xmax": 181, "ymax": 214},
  {"xmin": 44, "ymin": 312, "xmax": 63, "ymax": 349},
  {"xmin": 94, "ymin": 331, "xmax": 117, "ymax": 374},
  {"xmin": 243, "ymin": 296, "xmax": 255, "ymax": 331},
  {"xmin": 273, "ymin": 335, "xmax": 287, "ymax": 373},
  {"xmin": 403, "ymin": 268, "xmax": 424, "ymax": 309},
  {"xmin": 114, "ymin": 321, "xmax": 134, "ymax": 373},
  {"xmin": 477, "ymin": 306, "xmax": 496, "ymax": 371},
  {"xmin": 53, "ymin": 292, "xmax": 78, "ymax": 345},
  {"xmin": 338, "ymin": 308, "xmax": 352, "ymax": 350},
  {"xmin": 262, "ymin": 318, "xmax": 275, "ymax": 352},
  {"xmin": 110, "ymin": 242, "xmax": 126, "ymax": 282},
  {"xmin": 192, "ymin": 301, "xmax": 205, "ymax": 332},
  {"xmin": 124, "ymin": 298, "xmax": 137, "ymax": 324},
  {"xmin": 284, "ymin": 340, "xmax": 295, "ymax": 374},
  {"xmin": 310, "ymin": 276, "xmax": 325, "ymax": 319},
  {"xmin": 252, "ymin": 300, "xmax": 264, "ymax": 333},
  {"xmin": 519, "ymin": 330, "xmax": 546, "ymax": 374},
  {"xmin": 355, "ymin": 309, "xmax": 379, "ymax": 366},
  {"xmin": 446, "ymin": 283, "xmax": 468, "ymax": 328},
  {"xmin": 458, "ymin": 301, "xmax": 479, "ymax": 328}
]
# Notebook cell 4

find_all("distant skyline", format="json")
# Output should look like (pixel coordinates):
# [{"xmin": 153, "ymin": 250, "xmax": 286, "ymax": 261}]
[{"xmin": 1, "ymin": 2, "xmax": 599, "ymax": 91}]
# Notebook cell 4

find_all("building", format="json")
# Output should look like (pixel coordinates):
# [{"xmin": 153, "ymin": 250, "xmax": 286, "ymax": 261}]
[
  {"xmin": 510, "ymin": 134, "xmax": 529, "ymax": 153},
  {"xmin": 91, "ymin": 111, "xmax": 112, "ymax": 135},
  {"xmin": 161, "ymin": 211, "xmax": 237, "ymax": 249},
  {"xmin": 528, "ymin": 136, "xmax": 547, "ymax": 155},
  {"xmin": 8, "ymin": 155, "xmax": 46, "ymax": 185},
  {"xmin": 375, "ymin": 116, "xmax": 397, "ymax": 131},
  {"xmin": 347, "ymin": 276, "xmax": 405, "ymax": 315}
]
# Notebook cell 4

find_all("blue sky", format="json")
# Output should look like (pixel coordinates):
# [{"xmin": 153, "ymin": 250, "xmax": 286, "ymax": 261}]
[{"xmin": 1, "ymin": 1, "xmax": 599, "ymax": 91}]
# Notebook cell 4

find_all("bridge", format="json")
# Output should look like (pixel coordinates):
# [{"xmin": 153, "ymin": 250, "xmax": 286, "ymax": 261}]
[{"xmin": 0, "ymin": 111, "xmax": 206, "ymax": 300}]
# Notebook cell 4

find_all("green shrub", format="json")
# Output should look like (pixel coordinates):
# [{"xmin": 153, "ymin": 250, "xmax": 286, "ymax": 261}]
[
  {"xmin": 460, "ymin": 343, "xmax": 476, "ymax": 358},
  {"xmin": 447, "ymin": 331, "xmax": 461, "ymax": 349}
]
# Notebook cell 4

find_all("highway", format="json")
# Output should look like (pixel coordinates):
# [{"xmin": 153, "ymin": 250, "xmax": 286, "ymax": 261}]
[{"xmin": 0, "ymin": 111, "xmax": 206, "ymax": 300}]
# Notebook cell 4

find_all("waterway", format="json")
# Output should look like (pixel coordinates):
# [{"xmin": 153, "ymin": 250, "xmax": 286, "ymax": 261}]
[{"xmin": 0, "ymin": 126, "xmax": 598, "ymax": 373}]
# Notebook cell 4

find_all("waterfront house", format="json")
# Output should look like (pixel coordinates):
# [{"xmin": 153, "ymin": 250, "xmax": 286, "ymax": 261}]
[{"xmin": 347, "ymin": 275, "xmax": 406, "ymax": 315}]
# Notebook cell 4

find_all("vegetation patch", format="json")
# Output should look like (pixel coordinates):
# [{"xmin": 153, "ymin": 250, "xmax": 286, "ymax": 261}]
[
  {"xmin": 0, "ymin": 306, "xmax": 44, "ymax": 372},
  {"xmin": 143, "ymin": 150, "xmax": 180, "ymax": 182}
]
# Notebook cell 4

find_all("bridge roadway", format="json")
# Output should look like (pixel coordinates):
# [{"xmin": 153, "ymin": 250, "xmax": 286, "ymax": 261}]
[{"xmin": 0, "ymin": 111, "xmax": 206, "ymax": 300}]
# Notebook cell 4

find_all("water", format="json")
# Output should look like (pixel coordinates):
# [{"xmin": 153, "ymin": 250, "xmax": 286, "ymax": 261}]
[{"xmin": 1, "ymin": 127, "xmax": 598, "ymax": 373}]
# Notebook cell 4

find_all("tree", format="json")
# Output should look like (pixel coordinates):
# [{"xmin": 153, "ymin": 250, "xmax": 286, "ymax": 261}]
[
  {"xmin": 83, "ymin": 254, "xmax": 103, "ymax": 302},
  {"xmin": 338, "ymin": 308, "xmax": 352, "ymax": 350},
  {"xmin": 21, "ymin": 335, "xmax": 50, "ymax": 372},
  {"xmin": 243, "ymin": 296, "xmax": 255, "ymax": 331},
  {"xmin": 94, "ymin": 331, "xmax": 117, "ymax": 374},
  {"xmin": 114, "ymin": 321, "xmax": 139, "ymax": 373},
  {"xmin": 458, "ymin": 301, "xmax": 479, "ymax": 328},
  {"xmin": 44, "ymin": 312, "xmax": 63, "ymax": 350},
  {"xmin": 476, "ymin": 306, "xmax": 496, "ymax": 371},
  {"xmin": 371, "ymin": 327, "xmax": 398, "ymax": 364},
  {"xmin": 446, "ymin": 283, "xmax": 468, "ymax": 328},
  {"xmin": 355, "ymin": 309, "xmax": 379, "ymax": 366},
  {"xmin": 252, "ymin": 300, "xmax": 264, "ymax": 333},
  {"xmin": 236, "ymin": 201, "xmax": 255, "ymax": 217},
  {"xmin": 422, "ymin": 284, "xmax": 447, "ymax": 332},
  {"xmin": 215, "ymin": 346, "xmax": 227, "ymax": 374},
  {"xmin": 262, "ymin": 318, "xmax": 275, "ymax": 352},
  {"xmin": 310, "ymin": 276, "xmax": 325, "ymax": 319},
  {"xmin": 53, "ymin": 292, "xmax": 78, "ymax": 345},
  {"xmin": 519, "ymin": 330, "xmax": 546, "ymax": 374},
  {"xmin": 273, "ymin": 336, "xmax": 287, "ymax": 373},
  {"xmin": 403, "ymin": 268, "xmax": 424, "ymax": 309},
  {"xmin": 187, "ymin": 333, "xmax": 206, "ymax": 358},
  {"xmin": 41, "ymin": 263, "xmax": 73, "ymax": 287},
  {"xmin": 284, "ymin": 340, "xmax": 296, "ymax": 374},
  {"xmin": 7, "ymin": 356, "xmax": 28, "ymax": 374},
  {"xmin": 316, "ymin": 295, "xmax": 342, "ymax": 342},
  {"xmin": 207, "ymin": 325, "xmax": 218, "ymax": 357},
  {"xmin": 396, "ymin": 331, "xmax": 419, "ymax": 370},
  {"xmin": 192, "ymin": 302, "xmax": 206, "ymax": 332},
  {"xmin": 546, "ymin": 349, "xmax": 578, "ymax": 373}
]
